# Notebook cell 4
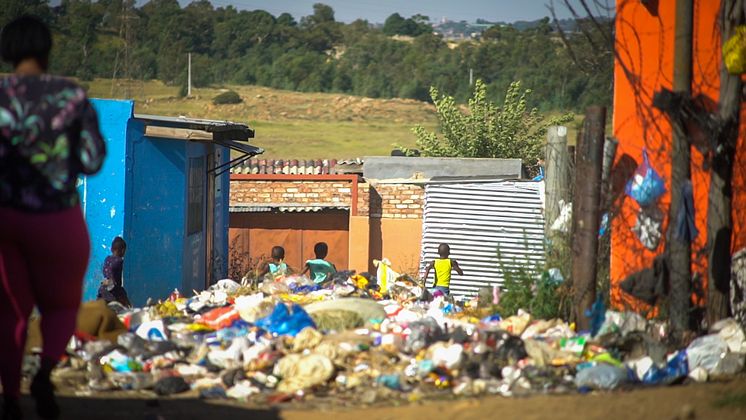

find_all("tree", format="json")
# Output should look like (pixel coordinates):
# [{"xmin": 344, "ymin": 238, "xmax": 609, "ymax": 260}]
[
  {"xmin": 0, "ymin": 0, "xmax": 50, "ymax": 27},
  {"xmin": 383, "ymin": 13, "xmax": 431, "ymax": 36},
  {"xmin": 299, "ymin": 3, "xmax": 341, "ymax": 51},
  {"xmin": 301, "ymin": 3, "xmax": 335, "ymax": 27},
  {"xmin": 55, "ymin": 0, "xmax": 102, "ymax": 80},
  {"xmin": 407, "ymin": 79, "xmax": 573, "ymax": 167},
  {"xmin": 383, "ymin": 13, "xmax": 407, "ymax": 35}
]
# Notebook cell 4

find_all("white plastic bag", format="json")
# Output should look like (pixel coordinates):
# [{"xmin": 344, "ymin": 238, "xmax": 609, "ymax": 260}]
[{"xmin": 687, "ymin": 334, "xmax": 729, "ymax": 373}]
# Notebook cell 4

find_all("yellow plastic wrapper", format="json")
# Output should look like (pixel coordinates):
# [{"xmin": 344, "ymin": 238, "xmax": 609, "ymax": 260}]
[
  {"xmin": 184, "ymin": 323, "xmax": 214, "ymax": 332},
  {"xmin": 155, "ymin": 301, "xmax": 181, "ymax": 318},
  {"xmin": 724, "ymin": 25, "xmax": 746, "ymax": 74},
  {"xmin": 279, "ymin": 293, "xmax": 324, "ymax": 305},
  {"xmin": 351, "ymin": 274, "xmax": 368, "ymax": 290}
]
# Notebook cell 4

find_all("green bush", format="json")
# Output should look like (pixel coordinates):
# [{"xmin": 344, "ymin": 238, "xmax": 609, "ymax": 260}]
[
  {"xmin": 212, "ymin": 90, "xmax": 242, "ymax": 105},
  {"xmin": 494, "ymin": 239, "xmax": 571, "ymax": 320}
]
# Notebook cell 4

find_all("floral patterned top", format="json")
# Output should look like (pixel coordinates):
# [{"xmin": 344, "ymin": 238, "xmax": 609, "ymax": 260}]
[{"xmin": 0, "ymin": 75, "xmax": 106, "ymax": 212}]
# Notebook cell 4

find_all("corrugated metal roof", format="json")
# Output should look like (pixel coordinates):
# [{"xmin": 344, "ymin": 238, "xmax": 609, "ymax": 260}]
[
  {"xmin": 230, "ymin": 203, "xmax": 349, "ymax": 213},
  {"xmin": 420, "ymin": 181, "xmax": 545, "ymax": 297},
  {"xmin": 133, "ymin": 114, "xmax": 255, "ymax": 139},
  {"xmin": 230, "ymin": 158, "xmax": 364, "ymax": 175}
]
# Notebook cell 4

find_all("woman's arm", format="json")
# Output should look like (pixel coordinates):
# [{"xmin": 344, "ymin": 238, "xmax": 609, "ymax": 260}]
[{"xmin": 76, "ymin": 97, "xmax": 106, "ymax": 175}]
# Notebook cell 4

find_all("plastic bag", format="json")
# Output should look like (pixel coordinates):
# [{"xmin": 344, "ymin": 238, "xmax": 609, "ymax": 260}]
[
  {"xmin": 710, "ymin": 318, "xmax": 746, "ymax": 353},
  {"xmin": 639, "ymin": 351, "xmax": 689, "ymax": 385},
  {"xmin": 632, "ymin": 206, "xmax": 664, "ymax": 250},
  {"xmin": 373, "ymin": 258, "xmax": 400, "ymax": 294},
  {"xmin": 404, "ymin": 317, "xmax": 445, "ymax": 354},
  {"xmin": 134, "ymin": 320, "xmax": 168, "ymax": 341},
  {"xmin": 626, "ymin": 149, "xmax": 666, "ymax": 207},
  {"xmin": 723, "ymin": 25, "xmax": 746, "ymax": 75},
  {"xmin": 687, "ymin": 334, "xmax": 728, "ymax": 373},
  {"xmin": 574, "ymin": 364, "xmax": 627, "ymax": 390},
  {"xmin": 273, "ymin": 353, "xmax": 334, "ymax": 392},
  {"xmin": 255, "ymin": 303, "xmax": 316, "ymax": 337},
  {"xmin": 550, "ymin": 199, "xmax": 572, "ymax": 233}
]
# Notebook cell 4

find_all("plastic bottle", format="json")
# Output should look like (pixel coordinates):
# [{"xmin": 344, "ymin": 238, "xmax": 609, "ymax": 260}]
[{"xmin": 169, "ymin": 289, "xmax": 182, "ymax": 302}]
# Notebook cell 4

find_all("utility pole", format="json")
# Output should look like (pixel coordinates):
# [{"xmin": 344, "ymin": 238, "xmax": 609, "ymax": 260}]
[
  {"xmin": 545, "ymin": 125, "xmax": 570, "ymax": 233},
  {"xmin": 572, "ymin": 107, "xmax": 606, "ymax": 331},
  {"xmin": 188, "ymin": 53, "xmax": 192, "ymax": 97},
  {"xmin": 668, "ymin": 0, "xmax": 694, "ymax": 336},
  {"xmin": 469, "ymin": 68, "xmax": 473, "ymax": 86},
  {"xmin": 111, "ymin": 1, "xmax": 136, "ymax": 98}
]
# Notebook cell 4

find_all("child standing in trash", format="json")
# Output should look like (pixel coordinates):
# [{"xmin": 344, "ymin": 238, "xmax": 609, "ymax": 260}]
[
  {"xmin": 302, "ymin": 242, "xmax": 337, "ymax": 284},
  {"xmin": 97, "ymin": 237, "xmax": 131, "ymax": 307},
  {"xmin": 257, "ymin": 246, "xmax": 292, "ymax": 280},
  {"xmin": 423, "ymin": 243, "xmax": 464, "ymax": 296}
]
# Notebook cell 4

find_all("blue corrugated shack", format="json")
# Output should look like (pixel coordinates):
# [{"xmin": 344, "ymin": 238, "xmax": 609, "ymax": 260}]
[{"xmin": 78, "ymin": 99, "xmax": 261, "ymax": 305}]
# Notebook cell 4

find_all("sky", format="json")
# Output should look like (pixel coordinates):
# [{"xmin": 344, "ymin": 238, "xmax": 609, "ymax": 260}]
[{"xmin": 196, "ymin": 0, "xmax": 582, "ymax": 24}]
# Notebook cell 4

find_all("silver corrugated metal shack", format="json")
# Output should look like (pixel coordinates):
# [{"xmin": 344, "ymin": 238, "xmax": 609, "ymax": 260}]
[{"xmin": 420, "ymin": 180, "xmax": 545, "ymax": 297}]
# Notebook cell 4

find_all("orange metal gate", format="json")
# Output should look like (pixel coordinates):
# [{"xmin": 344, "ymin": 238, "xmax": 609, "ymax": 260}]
[{"xmin": 229, "ymin": 211, "xmax": 349, "ymax": 277}]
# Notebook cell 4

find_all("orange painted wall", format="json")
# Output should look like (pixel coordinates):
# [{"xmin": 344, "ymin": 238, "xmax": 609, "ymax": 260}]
[
  {"xmin": 348, "ymin": 215, "xmax": 371, "ymax": 273},
  {"xmin": 369, "ymin": 218, "xmax": 423, "ymax": 275},
  {"xmin": 611, "ymin": 0, "xmax": 745, "ymax": 311}
]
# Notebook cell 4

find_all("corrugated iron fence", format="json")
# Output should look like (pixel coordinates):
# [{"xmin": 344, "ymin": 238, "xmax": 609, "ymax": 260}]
[{"xmin": 420, "ymin": 181, "xmax": 545, "ymax": 297}]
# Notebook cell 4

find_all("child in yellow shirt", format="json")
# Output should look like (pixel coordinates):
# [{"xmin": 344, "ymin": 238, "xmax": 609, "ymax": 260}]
[{"xmin": 423, "ymin": 243, "xmax": 463, "ymax": 296}]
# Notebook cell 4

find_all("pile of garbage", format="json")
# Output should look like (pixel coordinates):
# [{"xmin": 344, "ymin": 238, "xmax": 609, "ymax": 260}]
[{"xmin": 45, "ymin": 272, "xmax": 746, "ymax": 405}]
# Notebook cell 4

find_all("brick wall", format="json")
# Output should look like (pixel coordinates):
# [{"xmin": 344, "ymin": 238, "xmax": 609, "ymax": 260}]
[
  {"xmin": 230, "ymin": 178, "xmax": 424, "ymax": 219},
  {"xmin": 230, "ymin": 180, "xmax": 352, "ymax": 206},
  {"xmin": 369, "ymin": 183, "xmax": 423, "ymax": 219}
]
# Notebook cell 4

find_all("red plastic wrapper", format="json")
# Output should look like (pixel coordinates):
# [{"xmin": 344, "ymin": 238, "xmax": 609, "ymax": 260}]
[{"xmin": 198, "ymin": 306, "xmax": 240, "ymax": 330}]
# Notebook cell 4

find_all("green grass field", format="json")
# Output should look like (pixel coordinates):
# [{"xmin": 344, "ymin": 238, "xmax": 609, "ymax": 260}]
[
  {"xmin": 85, "ymin": 78, "xmax": 585, "ymax": 159},
  {"xmin": 86, "ymin": 79, "xmax": 435, "ymax": 158}
]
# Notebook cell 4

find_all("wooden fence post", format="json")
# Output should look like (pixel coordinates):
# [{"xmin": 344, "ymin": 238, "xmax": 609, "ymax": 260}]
[{"xmin": 572, "ymin": 107, "xmax": 606, "ymax": 331}]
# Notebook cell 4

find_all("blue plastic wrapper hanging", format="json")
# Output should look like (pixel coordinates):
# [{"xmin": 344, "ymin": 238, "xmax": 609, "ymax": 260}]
[
  {"xmin": 585, "ymin": 295, "xmax": 606, "ymax": 337},
  {"xmin": 625, "ymin": 148, "xmax": 666, "ymax": 207},
  {"xmin": 255, "ymin": 303, "xmax": 316, "ymax": 337}
]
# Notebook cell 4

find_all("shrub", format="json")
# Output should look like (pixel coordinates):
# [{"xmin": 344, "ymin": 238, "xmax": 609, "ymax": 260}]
[
  {"xmin": 404, "ymin": 80, "xmax": 573, "ymax": 168},
  {"xmin": 212, "ymin": 90, "xmax": 242, "ymax": 105},
  {"xmin": 494, "ymin": 236, "xmax": 572, "ymax": 320}
]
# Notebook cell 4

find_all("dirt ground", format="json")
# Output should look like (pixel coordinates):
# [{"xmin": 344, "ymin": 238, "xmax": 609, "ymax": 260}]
[{"xmin": 10, "ymin": 376, "xmax": 746, "ymax": 420}]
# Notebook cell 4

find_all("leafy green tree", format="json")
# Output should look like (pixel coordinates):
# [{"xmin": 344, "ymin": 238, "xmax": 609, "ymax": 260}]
[
  {"xmin": 55, "ymin": 0, "xmax": 102, "ymax": 80},
  {"xmin": 0, "ymin": 0, "xmax": 51, "ymax": 27},
  {"xmin": 302, "ymin": 3, "xmax": 335, "ymax": 26},
  {"xmin": 408, "ymin": 79, "xmax": 573, "ymax": 166},
  {"xmin": 383, "ymin": 13, "xmax": 407, "ymax": 35},
  {"xmin": 383, "ymin": 13, "xmax": 431, "ymax": 36}
]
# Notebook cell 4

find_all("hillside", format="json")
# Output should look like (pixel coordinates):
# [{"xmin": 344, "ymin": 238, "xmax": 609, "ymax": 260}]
[{"xmin": 87, "ymin": 79, "xmax": 437, "ymax": 159}]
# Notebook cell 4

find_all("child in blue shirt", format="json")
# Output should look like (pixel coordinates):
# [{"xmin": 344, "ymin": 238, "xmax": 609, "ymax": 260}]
[
  {"xmin": 257, "ymin": 246, "xmax": 291, "ymax": 279},
  {"xmin": 301, "ymin": 242, "xmax": 336, "ymax": 284}
]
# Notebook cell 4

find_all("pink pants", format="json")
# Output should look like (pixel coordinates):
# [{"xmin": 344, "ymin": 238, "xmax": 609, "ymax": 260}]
[{"xmin": 0, "ymin": 205, "xmax": 89, "ymax": 398}]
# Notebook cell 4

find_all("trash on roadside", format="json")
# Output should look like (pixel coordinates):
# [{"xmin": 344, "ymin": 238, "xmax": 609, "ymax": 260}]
[{"xmin": 44, "ymin": 263, "xmax": 745, "ymax": 407}]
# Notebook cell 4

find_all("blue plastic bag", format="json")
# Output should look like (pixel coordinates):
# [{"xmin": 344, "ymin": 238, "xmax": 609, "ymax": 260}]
[
  {"xmin": 625, "ymin": 149, "xmax": 666, "ymax": 207},
  {"xmin": 585, "ymin": 295, "xmax": 606, "ymax": 337},
  {"xmin": 640, "ymin": 351, "xmax": 689, "ymax": 385},
  {"xmin": 255, "ymin": 303, "xmax": 316, "ymax": 337}
]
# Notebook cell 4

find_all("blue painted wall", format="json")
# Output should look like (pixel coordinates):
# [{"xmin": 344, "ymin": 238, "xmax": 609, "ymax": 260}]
[
  {"xmin": 79, "ymin": 99, "xmax": 132, "ymax": 300},
  {"xmin": 126, "ymin": 135, "xmax": 187, "ymax": 305}
]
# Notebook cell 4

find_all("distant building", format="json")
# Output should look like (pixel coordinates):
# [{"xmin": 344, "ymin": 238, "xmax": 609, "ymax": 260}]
[{"xmin": 229, "ymin": 157, "xmax": 544, "ymax": 297}]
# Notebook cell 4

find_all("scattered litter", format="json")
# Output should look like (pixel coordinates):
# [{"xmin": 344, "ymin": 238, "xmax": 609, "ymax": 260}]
[{"xmin": 50, "ymin": 268, "xmax": 746, "ymax": 406}]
